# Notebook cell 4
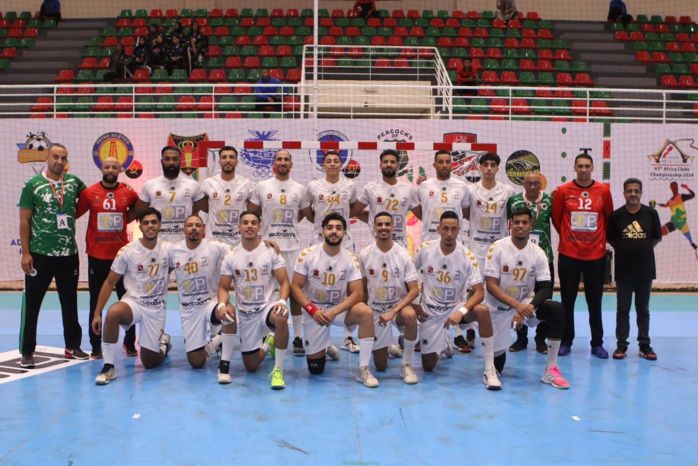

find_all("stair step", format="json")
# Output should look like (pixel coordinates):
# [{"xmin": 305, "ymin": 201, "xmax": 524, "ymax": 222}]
[
  {"xmin": 21, "ymin": 50, "xmax": 83, "ymax": 60},
  {"xmin": 579, "ymin": 52, "xmax": 636, "ymax": 63},
  {"xmin": 560, "ymin": 32, "xmax": 615, "ymax": 42},
  {"xmin": 552, "ymin": 21, "xmax": 608, "ymax": 32},
  {"xmin": 597, "ymin": 76, "xmax": 658, "ymax": 87},
  {"xmin": 46, "ymin": 29, "xmax": 102, "ymax": 40},
  {"xmin": 591, "ymin": 63, "xmax": 650, "ymax": 74},
  {"xmin": 571, "ymin": 42, "xmax": 626, "ymax": 52}
]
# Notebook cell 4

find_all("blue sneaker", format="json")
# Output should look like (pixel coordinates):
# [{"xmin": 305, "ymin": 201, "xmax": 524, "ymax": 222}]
[
  {"xmin": 591, "ymin": 345, "xmax": 609, "ymax": 359},
  {"xmin": 558, "ymin": 344, "xmax": 571, "ymax": 356}
]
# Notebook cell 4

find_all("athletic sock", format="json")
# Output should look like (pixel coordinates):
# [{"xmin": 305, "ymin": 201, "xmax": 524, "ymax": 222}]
[
  {"xmin": 402, "ymin": 338, "xmax": 417, "ymax": 366},
  {"xmin": 261, "ymin": 342, "xmax": 271, "ymax": 355},
  {"xmin": 358, "ymin": 337, "xmax": 373, "ymax": 368},
  {"xmin": 103, "ymin": 341, "xmax": 116, "ymax": 366},
  {"xmin": 209, "ymin": 323, "xmax": 221, "ymax": 338},
  {"xmin": 481, "ymin": 336, "xmax": 495, "ymax": 370},
  {"xmin": 274, "ymin": 348, "xmax": 286, "ymax": 369},
  {"xmin": 292, "ymin": 315, "xmax": 302, "ymax": 339},
  {"xmin": 546, "ymin": 339, "xmax": 561, "ymax": 369},
  {"xmin": 221, "ymin": 333, "xmax": 236, "ymax": 362}
]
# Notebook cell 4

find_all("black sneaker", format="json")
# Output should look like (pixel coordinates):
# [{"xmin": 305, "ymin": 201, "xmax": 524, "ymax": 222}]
[
  {"xmin": 639, "ymin": 345, "xmax": 657, "ymax": 361},
  {"xmin": 90, "ymin": 350, "xmax": 103, "ymax": 360},
  {"xmin": 454, "ymin": 335, "xmax": 472, "ymax": 353},
  {"xmin": 509, "ymin": 339, "xmax": 528, "ymax": 352},
  {"xmin": 612, "ymin": 347, "xmax": 627, "ymax": 360},
  {"xmin": 293, "ymin": 336, "xmax": 305, "ymax": 356},
  {"xmin": 535, "ymin": 341, "xmax": 548, "ymax": 354},
  {"xmin": 122, "ymin": 342, "xmax": 138, "ymax": 357},
  {"xmin": 20, "ymin": 352, "xmax": 35, "ymax": 368},
  {"xmin": 64, "ymin": 347, "xmax": 89, "ymax": 360}
]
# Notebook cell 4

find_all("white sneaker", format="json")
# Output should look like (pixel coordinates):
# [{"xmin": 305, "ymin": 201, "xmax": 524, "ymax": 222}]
[
  {"xmin": 356, "ymin": 366, "xmax": 379, "ymax": 388},
  {"xmin": 160, "ymin": 333, "xmax": 172, "ymax": 356},
  {"xmin": 400, "ymin": 363, "xmax": 418, "ymax": 384},
  {"xmin": 341, "ymin": 336, "xmax": 360, "ymax": 353},
  {"xmin": 483, "ymin": 366, "xmax": 502, "ymax": 391},
  {"xmin": 387, "ymin": 344, "xmax": 404, "ymax": 359},
  {"xmin": 218, "ymin": 360, "xmax": 232, "ymax": 384},
  {"xmin": 326, "ymin": 344, "xmax": 340, "ymax": 361},
  {"xmin": 95, "ymin": 365, "xmax": 116, "ymax": 385}
]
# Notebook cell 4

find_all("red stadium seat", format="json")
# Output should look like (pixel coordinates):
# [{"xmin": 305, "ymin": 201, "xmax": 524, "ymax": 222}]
[
  {"xmin": 176, "ymin": 96, "xmax": 196, "ymax": 111},
  {"xmin": 591, "ymin": 100, "xmax": 613, "ymax": 116},
  {"xmin": 208, "ymin": 69, "xmax": 226, "ymax": 82},
  {"xmin": 511, "ymin": 99, "xmax": 531, "ymax": 114},
  {"xmin": 482, "ymin": 71, "xmax": 500, "ymax": 85},
  {"xmin": 188, "ymin": 69, "xmax": 207, "ymax": 82},
  {"xmin": 501, "ymin": 71, "xmax": 519, "ymax": 85},
  {"xmin": 661, "ymin": 74, "xmax": 680, "ymax": 88},
  {"xmin": 490, "ymin": 98, "xmax": 509, "ymax": 114}
]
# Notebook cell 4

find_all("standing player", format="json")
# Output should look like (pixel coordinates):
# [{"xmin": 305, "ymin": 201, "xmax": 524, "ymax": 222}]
[
  {"xmin": 359, "ymin": 212, "xmax": 420, "ymax": 384},
  {"xmin": 506, "ymin": 172, "xmax": 554, "ymax": 354},
  {"xmin": 216, "ymin": 210, "xmax": 290, "ymax": 388},
  {"xmin": 249, "ymin": 150, "xmax": 313, "ymax": 357},
  {"xmin": 76, "ymin": 156, "xmax": 139, "ymax": 359},
  {"xmin": 134, "ymin": 145, "xmax": 205, "ymax": 243},
  {"xmin": 291, "ymin": 213, "xmax": 379, "ymax": 388},
  {"xmin": 169, "ymin": 215, "xmax": 231, "ymax": 369},
  {"xmin": 307, "ymin": 150, "xmax": 361, "ymax": 353},
  {"xmin": 462, "ymin": 152, "xmax": 516, "ymax": 350},
  {"xmin": 607, "ymin": 178, "xmax": 662, "ymax": 361},
  {"xmin": 19, "ymin": 144, "xmax": 87, "ymax": 367},
  {"xmin": 352, "ymin": 149, "xmax": 419, "ymax": 249},
  {"xmin": 199, "ymin": 146, "xmax": 255, "ymax": 247},
  {"xmin": 92, "ymin": 208, "xmax": 173, "ymax": 385},
  {"xmin": 412, "ymin": 150, "xmax": 471, "ymax": 351},
  {"xmin": 484, "ymin": 207, "xmax": 570, "ymax": 390},
  {"xmin": 413, "ymin": 211, "xmax": 499, "ymax": 390},
  {"xmin": 552, "ymin": 152, "xmax": 614, "ymax": 358}
]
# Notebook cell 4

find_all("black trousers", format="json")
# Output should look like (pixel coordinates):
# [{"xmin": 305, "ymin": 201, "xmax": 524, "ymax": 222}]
[
  {"xmin": 515, "ymin": 262, "xmax": 554, "ymax": 344},
  {"xmin": 88, "ymin": 256, "xmax": 135, "ymax": 352},
  {"xmin": 20, "ymin": 253, "xmax": 81, "ymax": 354},
  {"xmin": 616, "ymin": 279, "xmax": 652, "ymax": 349},
  {"xmin": 558, "ymin": 253, "xmax": 606, "ymax": 347}
]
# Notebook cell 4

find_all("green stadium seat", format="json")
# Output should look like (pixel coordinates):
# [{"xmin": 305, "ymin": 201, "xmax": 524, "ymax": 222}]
[
  {"xmin": 469, "ymin": 98, "xmax": 489, "ymax": 114},
  {"xmin": 0, "ymin": 58, "xmax": 10, "ymax": 70},
  {"xmin": 502, "ymin": 58, "xmax": 519, "ymax": 71},
  {"xmin": 151, "ymin": 68, "xmax": 169, "ymax": 81},
  {"xmin": 571, "ymin": 61, "xmax": 589, "ymax": 72},
  {"xmin": 554, "ymin": 60, "xmax": 571, "ymax": 72},
  {"xmin": 180, "ymin": 8, "xmax": 193, "ymax": 17},
  {"xmin": 538, "ymin": 72, "xmax": 555, "ymax": 85},
  {"xmin": 422, "ymin": 10, "xmax": 435, "ymax": 19},
  {"xmin": 531, "ymin": 99, "xmax": 550, "ymax": 114},
  {"xmin": 19, "ymin": 38, "xmax": 35, "ymax": 48},
  {"xmin": 482, "ymin": 11, "xmax": 495, "ymax": 20},
  {"xmin": 552, "ymin": 100, "xmax": 571, "ymax": 115},
  {"xmin": 118, "ymin": 10, "xmax": 133, "ymax": 19}
]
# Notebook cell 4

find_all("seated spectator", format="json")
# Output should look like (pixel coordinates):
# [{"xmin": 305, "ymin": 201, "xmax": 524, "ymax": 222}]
[
  {"xmin": 608, "ymin": 0, "xmax": 633, "ymax": 26},
  {"xmin": 495, "ymin": 0, "xmax": 519, "ymax": 22},
  {"xmin": 254, "ymin": 68, "xmax": 286, "ymax": 116},
  {"xmin": 146, "ymin": 24, "xmax": 160, "ymax": 46},
  {"xmin": 129, "ymin": 36, "xmax": 150, "ymax": 75},
  {"xmin": 457, "ymin": 59, "xmax": 478, "ymax": 96},
  {"xmin": 149, "ymin": 34, "xmax": 167, "ymax": 70},
  {"xmin": 39, "ymin": 0, "xmax": 61, "ymax": 22},
  {"xmin": 104, "ymin": 44, "xmax": 131, "ymax": 82},
  {"xmin": 353, "ymin": 0, "xmax": 378, "ymax": 19},
  {"xmin": 167, "ymin": 21, "xmax": 185, "ymax": 45},
  {"xmin": 166, "ymin": 35, "xmax": 186, "ymax": 74}
]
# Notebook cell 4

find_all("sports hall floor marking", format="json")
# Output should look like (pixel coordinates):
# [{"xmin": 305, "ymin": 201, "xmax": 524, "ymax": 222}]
[{"xmin": 0, "ymin": 346, "xmax": 91, "ymax": 384}]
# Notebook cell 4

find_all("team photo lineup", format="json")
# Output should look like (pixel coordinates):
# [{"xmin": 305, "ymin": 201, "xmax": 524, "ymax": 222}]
[{"xmin": 19, "ymin": 141, "xmax": 662, "ymax": 392}]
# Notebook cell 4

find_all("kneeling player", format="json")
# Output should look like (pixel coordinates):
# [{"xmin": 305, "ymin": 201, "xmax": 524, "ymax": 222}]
[
  {"xmin": 359, "ymin": 212, "xmax": 420, "ymax": 384},
  {"xmin": 217, "ymin": 211, "xmax": 290, "ymax": 389},
  {"xmin": 169, "ymin": 215, "xmax": 231, "ymax": 369},
  {"xmin": 291, "ymin": 213, "xmax": 379, "ymax": 388},
  {"xmin": 413, "ymin": 211, "xmax": 500, "ymax": 390},
  {"xmin": 92, "ymin": 208, "xmax": 172, "ymax": 385},
  {"xmin": 484, "ymin": 207, "xmax": 570, "ymax": 390}
]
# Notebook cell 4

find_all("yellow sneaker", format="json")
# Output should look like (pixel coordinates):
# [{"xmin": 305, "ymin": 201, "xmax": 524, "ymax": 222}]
[{"xmin": 269, "ymin": 367, "xmax": 285, "ymax": 390}]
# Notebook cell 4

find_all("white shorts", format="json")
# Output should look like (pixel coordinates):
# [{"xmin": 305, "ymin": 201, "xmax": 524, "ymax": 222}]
[
  {"xmin": 419, "ymin": 301, "xmax": 465, "ymax": 354},
  {"xmin": 237, "ymin": 302, "xmax": 276, "ymax": 353},
  {"xmin": 282, "ymin": 249, "xmax": 301, "ymax": 286},
  {"xmin": 303, "ymin": 310, "xmax": 358, "ymax": 355},
  {"xmin": 490, "ymin": 307, "xmax": 517, "ymax": 354},
  {"xmin": 120, "ymin": 298, "xmax": 166, "ymax": 353},
  {"xmin": 373, "ymin": 310, "xmax": 404, "ymax": 351},
  {"xmin": 180, "ymin": 301, "xmax": 217, "ymax": 353}
]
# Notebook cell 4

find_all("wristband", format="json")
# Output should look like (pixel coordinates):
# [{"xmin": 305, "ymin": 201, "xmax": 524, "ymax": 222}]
[
  {"xmin": 456, "ymin": 306, "xmax": 469, "ymax": 316},
  {"xmin": 278, "ymin": 299, "xmax": 287, "ymax": 306},
  {"xmin": 217, "ymin": 302, "xmax": 227, "ymax": 314},
  {"xmin": 305, "ymin": 302, "xmax": 319, "ymax": 316}
]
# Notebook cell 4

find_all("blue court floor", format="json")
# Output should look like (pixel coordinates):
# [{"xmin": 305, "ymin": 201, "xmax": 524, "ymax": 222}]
[{"xmin": 0, "ymin": 292, "xmax": 697, "ymax": 465}]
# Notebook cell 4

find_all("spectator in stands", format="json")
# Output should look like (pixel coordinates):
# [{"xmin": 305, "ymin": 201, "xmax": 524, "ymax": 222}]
[
  {"xmin": 149, "ymin": 34, "xmax": 167, "ymax": 70},
  {"xmin": 457, "ymin": 59, "xmax": 478, "ymax": 97},
  {"xmin": 39, "ymin": 0, "xmax": 61, "ymax": 22},
  {"xmin": 104, "ymin": 44, "xmax": 131, "ymax": 82},
  {"xmin": 146, "ymin": 24, "xmax": 160, "ymax": 46},
  {"xmin": 129, "ymin": 36, "xmax": 150, "ymax": 75},
  {"xmin": 495, "ymin": 0, "xmax": 520, "ymax": 22},
  {"xmin": 255, "ymin": 68, "xmax": 285, "ymax": 116},
  {"xmin": 608, "ymin": 0, "xmax": 633, "ymax": 26},
  {"xmin": 353, "ymin": 0, "xmax": 378, "ymax": 19},
  {"xmin": 189, "ymin": 21, "xmax": 203, "ymax": 43},
  {"xmin": 167, "ymin": 21, "xmax": 185, "ymax": 45},
  {"xmin": 166, "ymin": 35, "xmax": 186, "ymax": 75},
  {"xmin": 186, "ymin": 25, "xmax": 208, "ymax": 75}
]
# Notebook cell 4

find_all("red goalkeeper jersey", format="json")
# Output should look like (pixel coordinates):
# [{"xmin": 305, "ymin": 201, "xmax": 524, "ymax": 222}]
[
  {"xmin": 552, "ymin": 180, "xmax": 613, "ymax": 261},
  {"xmin": 76, "ymin": 182, "xmax": 139, "ymax": 260}
]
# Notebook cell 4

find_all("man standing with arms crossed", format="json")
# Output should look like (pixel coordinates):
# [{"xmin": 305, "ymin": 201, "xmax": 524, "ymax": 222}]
[
  {"xmin": 249, "ymin": 150, "xmax": 313, "ymax": 357},
  {"xmin": 19, "ymin": 144, "xmax": 87, "ymax": 367},
  {"xmin": 552, "ymin": 152, "xmax": 614, "ymax": 358},
  {"xmin": 76, "ymin": 157, "xmax": 139, "ymax": 359},
  {"xmin": 607, "ymin": 178, "xmax": 661, "ymax": 361}
]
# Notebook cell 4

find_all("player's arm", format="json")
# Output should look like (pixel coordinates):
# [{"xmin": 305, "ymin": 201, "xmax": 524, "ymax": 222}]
[
  {"xmin": 19, "ymin": 207, "xmax": 34, "ymax": 274},
  {"xmin": 326, "ymin": 279, "xmax": 364, "ymax": 322},
  {"xmin": 134, "ymin": 199, "xmax": 149, "ymax": 215},
  {"xmin": 192, "ymin": 197, "xmax": 205, "ymax": 216},
  {"xmin": 531, "ymin": 280, "xmax": 553, "ymax": 308},
  {"xmin": 91, "ymin": 271, "xmax": 123, "ymax": 335},
  {"xmin": 273, "ymin": 267, "xmax": 291, "ymax": 302},
  {"xmin": 551, "ymin": 188, "xmax": 563, "ymax": 233},
  {"xmin": 291, "ymin": 271, "xmax": 329, "ymax": 326},
  {"xmin": 247, "ymin": 201, "xmax": 261, "ymax": 213},
  {"xmin": 410, "ymin": 204, "xmax": 422, "ymax": 221},
  {"xmin": 463, "ymin": 206, "xmax": 470, "ymax": 221},
  {"xmin": 75, "ymin": 190, "xmax": 89, "ymax": 219},
  {"xmin": 606, "ymin": 213, "xmax": 617, "ymax": 249},
  {"xmin": 215, "ymin": 273, "xmax": 237, "ymax": 324},
  {"xmin": 198, "ymin": 197, "xmax": 209, "ymax": 214},
  {"xmin": 485, "ymin": 276, "xmax": 534, "ymax": 317},
  {"xmin": 381, "ymin": 280, "xmax": 419, "ymax": 325},
  {"xmin": 298, "ymin": 205, "xmax": 314, "ymax": 223},
  {"xmin": 603, "ymin": 188, "xmax": 614, "ymax": 222},
  {"xmin": 682, "ymin": 184, "xmax": 695, "ymax": 200},
  {"xmin": 445, "ymin": 282, "xmax": 484, "ymax": 327},
  {"xmin": 349, "ymin": 200, "xmax": 368, "ymax": 221},
  {"xmin": 362, "ymin": 277, "xmax": 369, "ymax": 305}
]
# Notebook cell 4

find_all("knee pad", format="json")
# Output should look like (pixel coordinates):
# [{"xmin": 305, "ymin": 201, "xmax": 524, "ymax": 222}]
[
  {"xmin": 494, "ymin": 352, "xmax": 506, "ymax": 374},
  {"xmin": 307, "ymin": 356, "xmax": 326, "ymax": 375}
]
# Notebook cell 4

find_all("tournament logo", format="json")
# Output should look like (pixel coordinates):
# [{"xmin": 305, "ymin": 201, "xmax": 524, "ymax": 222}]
[
  {"xmin": 647, "ymin": 139, "xmax": 696, "ymax": 181},
  {"xmin": 168, "ymin": 133, "xmax": 209, "ymax": 178},
  {"xmin": 17, "ymin": 132, "xmax": 62, "ymax": 173},
  {"xmin": 505, "ymin": 150, "xmax": 541, "ymax": 186},
  {"xmin": 239, "ymin": 130, "xmax": 281, "ymax": 179},
  {"xmin": 442, "ymin": 133, "xmax": 497, "ymax": 183},
  {"xmin": 376, "ymin": 128, "xmax": 412, "ymax": 178},
  {"xmin": 313, "ymin": 130, "xmax": 354, "ymax": 171},
  {"xmin": 92, "ymin": 133, "xmax": 136, "ymax": 176}
]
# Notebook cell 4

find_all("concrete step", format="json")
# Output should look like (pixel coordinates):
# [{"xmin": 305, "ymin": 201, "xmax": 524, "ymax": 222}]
[
  {"xmin": 20, "ymin": 50, "xmax": 83, "ymax": 60},
  {"xmin": 571, "ymin": 42, "xmax": 626, "ymax": 52},
  {"xmin": 56, "ymin": 19, "xmax": 112, "ymax": 30},
  {"xmin": 579, "ymin": 52, "xmax": 636, "ymax": 63},
  {"xmin": 597, "ymin": 76, "xmax": 658, "ymax": 87},
  {"xmin": 591, "ymin": 63, "xmax": 650, "ymax": 74},
  {"xmin": 8, "ymin": 61, "xmax": 75, "ymax": 71},
  {"xmin": 0, "ymin": 73, "xmax": 59, "ymax": 85},
  {"xmin": 560, "ymin": 32, "xmax": 615, "ymax": 42},
  {"xmin": 45, "ymin": 29, "xmax": 101, "ymax": 40},
  {"xmin": 33, "ymin": 40, "xmax": 90, "ymax": 50},
  {"xmin": 552, "ymin": 21, "xmax": 608, "ymax": 32}
]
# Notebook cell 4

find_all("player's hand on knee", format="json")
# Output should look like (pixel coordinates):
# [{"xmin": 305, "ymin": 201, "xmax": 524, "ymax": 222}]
[
  {"xmin": 313, "ymin": 310, "xmax": 331, "ymax": 326},
  {"xmin": 444, "ymin": 312, "xmax": 463, "ymax": 328},
  {"xmin": 273, "ymin": 299, "xmax": 289, "ymax": 317},
  {"xmin": 378, "ymin": 312, "xmax": 395, "ymax": 327},
  {"xmin": 218, "ymin": 303, "xmax": 236, "ymax": 324}
]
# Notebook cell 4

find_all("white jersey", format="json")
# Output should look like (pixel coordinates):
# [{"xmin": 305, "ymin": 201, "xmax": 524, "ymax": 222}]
[
  {"xmin": 250, "ymin": 177, "xmax": 310, "ymax": 251},
  {"xmin": 220, "ymin": 242, "xmax": 286, "ymax": 313},
  {"xmin": 483, "ymin": 237, "xmax": 551, "ymax": 311},
  {"xmin": 294, "ymin": 244, "xmax": 362, "ymax": 310},
  {"xmin": 307, "ymin": 177, "xmax": 357, "ymax": 250},
  {"xmin": 169, "ymin": 239, "xmax": 231, "ymax": 312},
  {"xmin": 413, "ymin": 241, "xmax": 481, "ymax": 316},
  {"xmin": 139, "ymin": 175, "xmax": 205, "ymax": 243},
  {"xmin": 111, "ymin": 239, "xmax": 171, "ymax": 309},
  {"xmin": 418, "ymin": 177, "xmax": 470, "ymax": 243},
  {"xmin": 358, "ymin": 178, "xmax": 418, "ymax": 248},
  {"xmin": 467, "ymin": 181, "xmax": 516, "ymax": 261},
  {"xmin": 358, "ymin": 242, "xmax": 418, "ymax": 311},
  {"xmin": 200, "ymin": 174, "xmax": 255, "ymax": 247}
]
